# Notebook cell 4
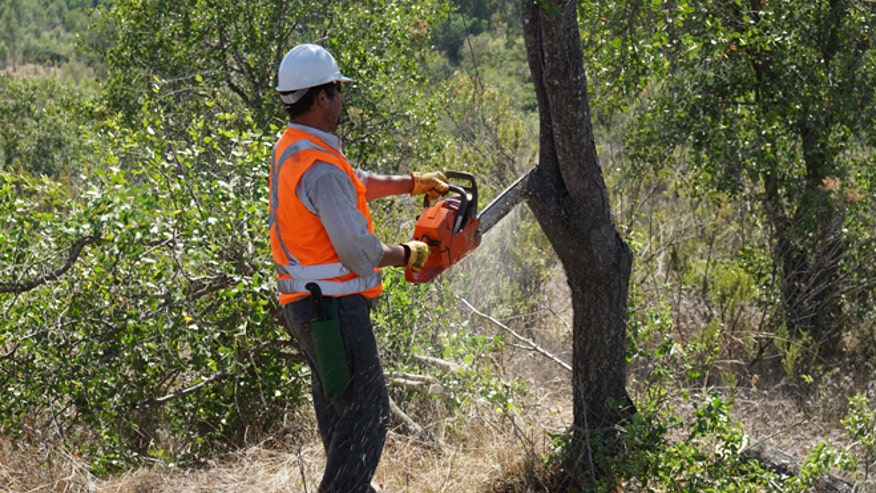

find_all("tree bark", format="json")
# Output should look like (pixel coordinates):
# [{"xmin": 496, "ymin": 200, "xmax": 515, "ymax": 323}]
[{"xmin": 521, "ymin": 0, "xmax": 634, "ymax": 446}]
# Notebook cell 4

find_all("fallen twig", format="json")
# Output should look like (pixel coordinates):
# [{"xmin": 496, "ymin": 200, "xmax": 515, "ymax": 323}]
[
  {"xmin": 389, "ymin": 397, "xmax": 442, "ymax": 450},
  {"xmin": 411, "ymin": 353, "xmax": 461, "ymax": 373}
]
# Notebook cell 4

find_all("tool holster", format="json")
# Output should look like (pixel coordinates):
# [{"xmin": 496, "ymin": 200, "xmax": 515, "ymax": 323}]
[{"xmin": 306, "ymin": 282, "xmax": 351, "ymax": 398}]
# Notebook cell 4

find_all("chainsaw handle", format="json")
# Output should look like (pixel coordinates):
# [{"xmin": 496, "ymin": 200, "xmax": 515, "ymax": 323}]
[
  {"xmin": 445, "ymin": 170, "xmax": 476, "ymax": 187},
  {"xmin": 421, "ymin": 184, "xmax": 467, "ymax": 207},
  {"xmin": 447, "ymin": 185, "xmax": 468, "ymax": 234},
  {"xmin": 445, "ymin": 171, "xmax": 478, "ymax": 216},
  {"xmin": 421, "ymin": 171, "xmax": 478, "ymax": 213}
]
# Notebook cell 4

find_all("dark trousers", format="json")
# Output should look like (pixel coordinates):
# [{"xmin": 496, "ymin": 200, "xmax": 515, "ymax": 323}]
[{"xmin": 282, "ymin": 294, "xmax": 389, "ymax": 493}]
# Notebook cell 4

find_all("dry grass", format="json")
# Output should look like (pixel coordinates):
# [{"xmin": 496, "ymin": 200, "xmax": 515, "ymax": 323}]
[
  {"xmin": 2, "ymin": 340, "xmax": 866, "ymax": 492},
  {"xmin": 0, "ymin": 334, "xmax": 574, "ymax": 493},
  {"xmin": 1, "ymin": 63, "xmax": 58, "ymax": 78},
  {"xmin": 1, "ymin": 378, "xmax": 860, "ymax": 493}
]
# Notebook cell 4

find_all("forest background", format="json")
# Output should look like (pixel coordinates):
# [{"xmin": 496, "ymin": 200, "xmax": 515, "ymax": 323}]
[{"xmin": 1, "ymin": 0, "xmax": 876, "ymax": 491}]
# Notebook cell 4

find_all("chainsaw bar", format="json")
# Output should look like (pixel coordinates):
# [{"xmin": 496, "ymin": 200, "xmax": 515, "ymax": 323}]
[{"xmin": 476, "ymin": 169, "xmax": 530, "ymax": 236}]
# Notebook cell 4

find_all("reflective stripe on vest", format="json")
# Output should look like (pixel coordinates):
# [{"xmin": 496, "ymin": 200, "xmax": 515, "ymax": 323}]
[{"xmin": 269, "ymin": 130, "xmax": 381, "ymax": 297}]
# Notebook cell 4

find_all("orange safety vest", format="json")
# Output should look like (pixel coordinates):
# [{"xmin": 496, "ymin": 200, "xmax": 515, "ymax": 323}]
[{"xmin": 269, "ymin": 127, "xmax": 383, "ymax": 304}]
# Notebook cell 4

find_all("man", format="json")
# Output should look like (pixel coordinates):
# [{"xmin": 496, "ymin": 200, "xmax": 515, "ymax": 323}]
[{"xmin": 269, "ymin": 43, "xmax": 448, "ymax": 493}]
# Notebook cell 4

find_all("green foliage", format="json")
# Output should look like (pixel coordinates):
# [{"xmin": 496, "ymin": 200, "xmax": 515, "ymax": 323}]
[
  {"xmin": 540, "ymin": 392, "xmax": 773, "ymax": 491},
  {"xmin": 613, "ymin": 307, "xmax": 865, "ymax": 492},
  {"xmin": 432, "ymin": 13, "xmax": 487, "ymax": 65},
  {"xmin": 2, "ymin": 0, "xmax": 544, "ymax": 473},
  {"xmin": 449, "ymin": 30, "xmax": 537, "ymax": 116},
  {"xmin": 432, "ymin": 0, "xmax": 522, "ymax": 65},
  {"xmin": 618, "ymin": 174, "xmax": 768, "ymax": 389},
  {"xmin": 8, "ymin": 0, "xmax": 874, "ymax": 487},
  {"xmin": 89, "ymin": 0, "xmax": 451, "ymax": 172},
  {"xmin": 589, "ymin": 0, "xmax": 876, "ymax": 370},
  {"xmin": 326, "ymin": 1, "xmax": 452, "ymax": 171},
  {"xmin": 0, "ymin": 93, "xmax": 302, "ymax": 470},
  {"xmin": 90, "ymin": 0, "xmax": 308, "ymax": 130},
  {"xmin": 0, "ymin": 74, "xmax": 98, "ymax": 177},
  {"xmin": 617, "ymin": 393, "xmax": 771, "ymax": 492},
  {"xmin": 627, "ymin": 293, "xmax": 722, "ymax": 397},
  {"xmin": 788, "ymin": 441, "xmax": 855, "ymax": 491},
  {"xmin": 0, "ymin": 0, "xmax": 103, "ymax": 72},
  {"xmin": 842, "ymin": 393, "xmax": 876, "ymax": 470}
]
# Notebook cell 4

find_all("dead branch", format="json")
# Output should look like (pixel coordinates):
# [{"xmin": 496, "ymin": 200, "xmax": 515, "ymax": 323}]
[
  {"xmin": 145, "ymin": 372, "xmax": 228, "ymax": 406},
  {"xmin": 0, "ymin": 236, "xmax": 102, "ymax": 293},
  {"xmin": 388, "ymin": 397, "xmax": 442, "ymax": 451},
  {"xmin": 386, "ymin": 371, "xmax": 444, "ymax": 395},
  {"xmin": 457, "ymin": 296, "xmax": 572, "ymax": 372},
  {"xmin": 411, "ymin": 353, "xmax": 462, "ymax": 373},
  {"xmin": 742, "ymin": 442, "xmax": 854, "ymax": 492}
]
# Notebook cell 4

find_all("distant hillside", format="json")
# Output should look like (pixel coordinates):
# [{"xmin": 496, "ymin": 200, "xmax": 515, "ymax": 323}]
[{"xmin": 0, "ymin": 0, "xmax": 108, "ymax": 75}]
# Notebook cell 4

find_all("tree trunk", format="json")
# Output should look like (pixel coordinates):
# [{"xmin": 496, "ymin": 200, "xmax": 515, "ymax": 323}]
[
  {"xmin": 763, "ymin": 123, "xmax": 847, "ymax": 363},
  {"xmin": 751, "ymin": 3, "xmax": 852, "ymax": 364},
  {"xmin": 521, "ymin": 0, "xmax": 634, "ymax": 447}
]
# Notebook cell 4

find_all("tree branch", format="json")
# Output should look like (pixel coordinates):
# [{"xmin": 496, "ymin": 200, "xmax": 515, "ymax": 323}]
[
  {"xmin": 457, "ymin": 296, "xmax": 572, "ymax": 372},
  {"xmin": 145, "ymin": 371, "xmax": 228, "ymax": 406},
  {"xmin": 411, "ymin": 353, "xmax": 462, "ymax": 373},
  {"xmin": 135, "ymin": 339, "xmax": 300, "ymax": 408},
  {"xmin": 0, "ymin": 236, "xmax": 102, "ymax": 293}
]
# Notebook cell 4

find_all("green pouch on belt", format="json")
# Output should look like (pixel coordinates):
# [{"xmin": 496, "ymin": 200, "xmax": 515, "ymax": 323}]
[{"xmin": 306, "ymin": 283, "xmax": 351, "ymax": 399}]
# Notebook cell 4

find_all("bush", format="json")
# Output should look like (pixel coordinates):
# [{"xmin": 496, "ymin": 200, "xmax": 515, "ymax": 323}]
[
  {"xmin": 0, "ymin": 74, "xmax": 98, "ymax": 178},
  {"xmin": 0, "ymin": 96, "xmax": 302, "ymax": 472}
]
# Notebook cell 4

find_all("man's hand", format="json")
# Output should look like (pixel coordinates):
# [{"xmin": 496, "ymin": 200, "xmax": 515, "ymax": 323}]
[
  {"xmin": 411, "ymin": 171, "xmax": 449, "ymax": 201},
  {"xmin": 401, "ymin": 241, "xmax": 430, "ymax": 272}
]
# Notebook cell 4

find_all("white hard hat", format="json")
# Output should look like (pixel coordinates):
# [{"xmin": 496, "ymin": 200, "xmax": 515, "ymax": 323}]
[{"xmin": 275, "ymin": 44, "xmax": 353, "ymax": 104}]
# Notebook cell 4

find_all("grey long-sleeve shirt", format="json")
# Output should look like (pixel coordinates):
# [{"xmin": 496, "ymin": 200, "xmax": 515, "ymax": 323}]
[{"xmin": 290, "ymin": 124, "xmax": 384, "ymax": 278}]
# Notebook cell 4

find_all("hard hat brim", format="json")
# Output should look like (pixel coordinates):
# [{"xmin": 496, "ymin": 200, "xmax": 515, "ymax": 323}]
[{"xmin": 275, "ymin": 75, "xmax": 354, "ymax": 93}]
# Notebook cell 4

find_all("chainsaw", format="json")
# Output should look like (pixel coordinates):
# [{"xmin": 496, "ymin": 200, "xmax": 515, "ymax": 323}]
[{"xmin": 404, "ymin": 170, "xmax": 529, "ymax": 283}]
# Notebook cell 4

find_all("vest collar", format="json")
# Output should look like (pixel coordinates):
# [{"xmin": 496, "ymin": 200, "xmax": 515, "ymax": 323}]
[{"xmin": 287, "ymin": 122, "xmax": 342, "ymax": 152}]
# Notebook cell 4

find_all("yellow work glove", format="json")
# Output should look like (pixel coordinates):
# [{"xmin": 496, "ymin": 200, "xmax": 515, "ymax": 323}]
[
  {"xmin": 411, "ymin": 171, "xmax": 450, "ymax": 201},
  {"xmin": 401, "ymin": 241, "xmax": 430, "ymax": 272}
]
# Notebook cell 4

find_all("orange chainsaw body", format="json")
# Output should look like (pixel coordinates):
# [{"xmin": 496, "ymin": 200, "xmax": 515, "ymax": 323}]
[{"xmin": 405, "ymin": 172, "xmax": 481, "ymax": 283}]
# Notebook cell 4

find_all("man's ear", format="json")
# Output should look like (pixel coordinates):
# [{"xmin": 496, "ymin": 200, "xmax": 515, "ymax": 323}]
[{"xmin": 317, "ymin": 90, "xmax": 330, "ymax": 107}]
